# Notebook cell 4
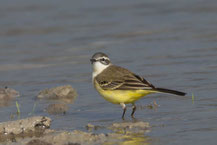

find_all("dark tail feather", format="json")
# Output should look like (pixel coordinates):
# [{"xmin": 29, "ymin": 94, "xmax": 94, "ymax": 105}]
[{"xmin": 154, "ymin": 88, "xmax": 186, "ymax": 96}]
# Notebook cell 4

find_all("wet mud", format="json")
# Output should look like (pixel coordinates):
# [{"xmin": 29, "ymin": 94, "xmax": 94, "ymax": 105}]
[{"xmin": 0, "ymin": 116, "xmax": 150, "ymax": 145}]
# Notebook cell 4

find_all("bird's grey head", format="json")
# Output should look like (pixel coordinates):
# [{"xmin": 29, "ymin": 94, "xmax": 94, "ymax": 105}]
[{"xmin": 90, "ymin": 52, "xmax": 111, "ymax": 78}]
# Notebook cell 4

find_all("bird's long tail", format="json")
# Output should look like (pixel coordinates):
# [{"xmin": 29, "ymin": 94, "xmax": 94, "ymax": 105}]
[{"xmin": 153, "ymin": 88, "xmax": 186, "ymax": 96}]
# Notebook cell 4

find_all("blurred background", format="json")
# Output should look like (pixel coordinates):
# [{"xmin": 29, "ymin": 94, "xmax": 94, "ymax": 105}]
[{"xmin": 0, "ymin": 0, "xmax": 217, "ymax": 144}]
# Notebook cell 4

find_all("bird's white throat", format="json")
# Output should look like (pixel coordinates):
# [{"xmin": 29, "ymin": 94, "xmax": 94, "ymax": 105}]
[{"xmin": 92, "ymin": 61, "xmax": 110, "ymax": 80}]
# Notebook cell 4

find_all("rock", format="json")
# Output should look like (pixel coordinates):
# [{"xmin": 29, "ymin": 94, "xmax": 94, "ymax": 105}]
[
  {"xmin": 137, "ymin": 100, "xmax": 159, "ymax": 110},
  {"xmin": 86, "ymin": 124, "xmax": 95, "ymax": 131},
  {"xmin": 0, "ymin": 87, "xmax": 19, "ymax": 99},
  {"xmin": 39, "ymin": 130, "xmax": 111, "ymax": 145},
  {"xmin": 26, "ymin": 139, "xmax": 52, "ymax": 145},
  {"xmin": 0, "ymin": 87, "xmax": 19, "ymax": 107},
  {"xmin": 109, "ymin": 121, "xmax": 150, "ymax": 134},
  {"xmin": 0, "ymin": 116, "xmax": 51, "ymax": 137},
  {"xmin": 66, "ymin": 143, "xmax": 81, "ymax": 145},
  {"xmin": 85, "ymin": 124, "xmax": 102, "ymax": 131},
  {"xmin": 37, "ymin": 85, "xmax": 77, "ymax": 103},
  {"xmin": 46, "ymin": 104, "xmax": 69, "ymax": 115}
]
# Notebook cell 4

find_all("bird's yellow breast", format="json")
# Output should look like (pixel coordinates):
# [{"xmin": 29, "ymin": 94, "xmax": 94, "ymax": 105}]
[{"xmin": 94, "ymin": 81, "xmax": 156, "ymax": 104}]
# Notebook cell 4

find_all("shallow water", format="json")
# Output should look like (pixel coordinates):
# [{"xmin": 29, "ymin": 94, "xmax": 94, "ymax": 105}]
[{"xmin": 0, "ymin": 0, "xmax": 217, "ymax": 144}]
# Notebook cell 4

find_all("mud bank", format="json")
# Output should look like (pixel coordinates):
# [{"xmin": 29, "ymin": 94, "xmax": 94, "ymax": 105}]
[
  {"xmin": 37, "ymin": 85, "xmax": 77, "ymax": 104},
  {"xmin": 0, "ymin": 116, "xmax": 151, "ymax": 145},
  {"xmin": 0, "ymin": 87, "xmax": 19, "ymax": 107}
]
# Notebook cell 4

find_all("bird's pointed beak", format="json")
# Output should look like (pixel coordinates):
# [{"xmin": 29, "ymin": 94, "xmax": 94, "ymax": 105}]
[{"xmin": 90, "ymin": 58, "xmax": 96, "ymax": 64}]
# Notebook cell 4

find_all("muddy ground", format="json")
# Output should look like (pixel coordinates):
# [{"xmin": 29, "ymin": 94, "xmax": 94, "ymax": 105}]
[{"xmin": 0, "ymin": 116, "xmax": 150, "ymax": 145}]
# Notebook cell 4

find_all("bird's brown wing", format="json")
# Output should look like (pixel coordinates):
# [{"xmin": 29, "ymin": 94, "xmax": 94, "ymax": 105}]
[{"xmin": 95, "ymin": 65, "xmax": 155, "ymax": 90}]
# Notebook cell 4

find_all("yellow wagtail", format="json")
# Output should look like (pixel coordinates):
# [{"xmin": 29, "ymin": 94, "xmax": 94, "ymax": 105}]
[{"xmin": 90, "ymin": 52, "xmax": 186, "ymax": 119}]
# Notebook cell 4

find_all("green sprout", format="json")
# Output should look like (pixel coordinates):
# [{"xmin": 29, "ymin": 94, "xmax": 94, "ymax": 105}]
[
  {"xmin": 28, "ymin": 102, "xmax": 37, "ymax": 115},
  {"xmin": 16, "ymin": 101, "xmax": 21, "ymax": 115},
  {"xmin": 192, "ymin": 93, "xmax": 195, "ymax": 104}
]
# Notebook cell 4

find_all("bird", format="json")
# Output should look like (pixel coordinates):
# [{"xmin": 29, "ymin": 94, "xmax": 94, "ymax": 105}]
[{"xmin": 90, "ymin": 52, "xmax": 186, "ymax": 119}]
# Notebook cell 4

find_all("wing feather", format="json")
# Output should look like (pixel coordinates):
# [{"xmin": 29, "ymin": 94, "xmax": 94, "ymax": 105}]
[{"xmin": 95, "ymin": 65, "xmax": 155, "ymax": 90}]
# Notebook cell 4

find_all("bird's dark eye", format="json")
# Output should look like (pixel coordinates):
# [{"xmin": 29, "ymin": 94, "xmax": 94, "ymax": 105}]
[{"xmin": 99, "ymin": 57, "xmax": 110, "ymax": 65}]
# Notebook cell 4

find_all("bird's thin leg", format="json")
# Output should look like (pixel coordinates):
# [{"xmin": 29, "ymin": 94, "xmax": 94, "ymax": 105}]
[
  {"xmin": 120, "ymin": 103, "xmax": 126, "ymax": 120},
  {"xmin": 131, "ymin": 103, "xmax": 136, "ymax": 118}
]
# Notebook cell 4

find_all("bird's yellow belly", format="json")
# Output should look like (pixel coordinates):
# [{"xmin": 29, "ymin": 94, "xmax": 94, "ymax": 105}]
[{"xmin": 95, "ymin": 82, "xmax": 156, "ymax": 104}]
